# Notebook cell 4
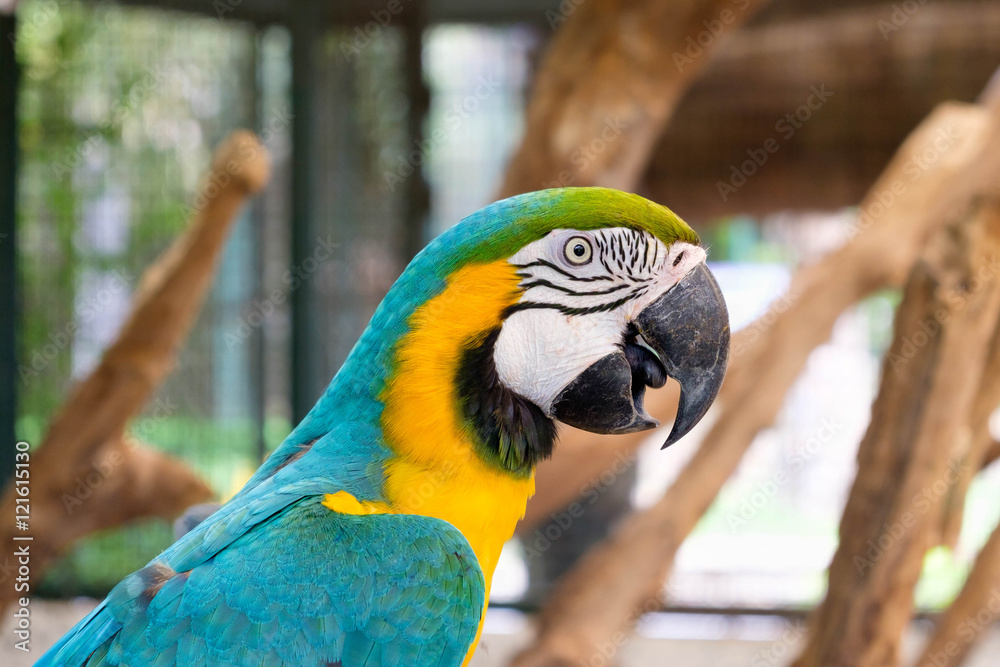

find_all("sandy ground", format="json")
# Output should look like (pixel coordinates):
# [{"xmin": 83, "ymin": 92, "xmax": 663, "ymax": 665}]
[{"xmin": 3, "ymin": 599, "xmax": 999, "ymax": 666}]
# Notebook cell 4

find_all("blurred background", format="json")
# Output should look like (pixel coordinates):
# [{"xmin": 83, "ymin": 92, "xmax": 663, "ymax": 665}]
[{"xmin": 2, "ymin": 0, "xmax": 1000, "ymax": 665}]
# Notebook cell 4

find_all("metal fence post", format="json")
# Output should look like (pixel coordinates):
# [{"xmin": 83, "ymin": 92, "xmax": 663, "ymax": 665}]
[
  {"xmin": 0, "ymin": 9, "xmax": 19, "ymax": 488},
  {"xmin": 289, "ymin": 2, "xmax": 323, "ymax": 423}
]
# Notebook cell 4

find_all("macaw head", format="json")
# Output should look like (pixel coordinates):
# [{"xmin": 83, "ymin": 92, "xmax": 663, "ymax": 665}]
[
  {"xmin": 345, "ymin": 187, "xmax": 729, "ymax": 476},
  {"xmin": 486, "ymin": 203, "xmax": 728, "ymax": 449}
]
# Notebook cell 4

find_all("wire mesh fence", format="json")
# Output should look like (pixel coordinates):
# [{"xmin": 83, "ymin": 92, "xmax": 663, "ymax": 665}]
[{"xmin": 16, "ymin": 0, "xmax": 267, "ymax": 596}]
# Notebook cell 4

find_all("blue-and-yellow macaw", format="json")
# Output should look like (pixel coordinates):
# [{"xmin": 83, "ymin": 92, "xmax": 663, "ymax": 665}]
[{"xmin": 38, "ymin": 187, "xmax": 729, "ymax": 666}]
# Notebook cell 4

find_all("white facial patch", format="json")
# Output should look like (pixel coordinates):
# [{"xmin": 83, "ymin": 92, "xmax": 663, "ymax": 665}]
[{"xmin": 493, "ymin": 228, "xmax": 704, "ymax": 414}]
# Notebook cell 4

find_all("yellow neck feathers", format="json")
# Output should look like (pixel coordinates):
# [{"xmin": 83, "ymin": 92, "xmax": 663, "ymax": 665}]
[{"xmin": 378, "ymin": 260, "xmax": 535, "ymax": 584}]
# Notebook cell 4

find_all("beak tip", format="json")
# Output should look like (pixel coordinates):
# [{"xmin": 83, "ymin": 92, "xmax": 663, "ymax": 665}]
[
  {"xmin": 660, "ymin": 426, "xmax": 681, "ymax": 450},
  {"xmin": 660, "ymin": 432, "xmax": 681, "ymax": 450}
]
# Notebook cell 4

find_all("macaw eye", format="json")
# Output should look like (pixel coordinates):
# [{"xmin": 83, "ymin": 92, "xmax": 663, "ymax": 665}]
[{"xmin": 564, "ymin": 236, "xmax": 593, "ymax": 265}]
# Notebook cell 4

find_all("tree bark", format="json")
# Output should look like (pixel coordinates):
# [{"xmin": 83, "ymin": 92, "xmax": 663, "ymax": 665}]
[
  {"xmin": 496, "ymin": 0, "xmax": 773, "ymax": 199},
  {"xmin": 917, "ymin": 211, "xmax": 1000, "ymax": 667},
  {"xmin": 791, "ymin": 197, "xmax": 1000, "ymax": 667},
  {"xmin": 936, "ymin": 313, "xmax": 1000, "ymax": 549},
  {"xmin": 0, "ymin": 131, "xmax": 269, "ymax": 614},
  {"xmin": 510, "ymin": 91, "xmax": 1000, "ymax": 665}
]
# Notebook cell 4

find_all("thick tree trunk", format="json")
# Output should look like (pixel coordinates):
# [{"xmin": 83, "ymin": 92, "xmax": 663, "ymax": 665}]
[
  {"xmin": 0, "ymin": 132, "xmax": 269, "ymax": 614},
  {"xmin": 916, "ymin": 252, "xmax": 1000, "ymax": 667},
  {"xmin": 496, "ymin": 0, "xmax": 773, "ymax": 199},
  {"xmin": 936, "ymin": 316, "xmax": 1000, "ymax": 549},
  {"xmin": 511, "ymin": 90, "xmax": 1000, "ymax": 665},
  {"xmin": 791, "ymin": 199, "xmax": 1000, "ymax": 667}
]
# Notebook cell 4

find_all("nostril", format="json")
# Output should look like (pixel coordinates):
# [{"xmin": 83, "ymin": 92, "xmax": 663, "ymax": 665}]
[{"xmin": 673, "ymin": 251, "xmax": 686, "ymax": 267}]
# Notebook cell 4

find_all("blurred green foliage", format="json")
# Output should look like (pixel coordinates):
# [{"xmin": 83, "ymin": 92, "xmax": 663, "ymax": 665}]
[{"xmin": 15, "ymin": 0, "xmax": 270, "ymax": 596}]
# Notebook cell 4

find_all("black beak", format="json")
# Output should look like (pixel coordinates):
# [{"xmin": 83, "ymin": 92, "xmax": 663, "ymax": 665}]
[
  {"xmin": 551, "ymin": 262, "xmax": 730, "ymax": 447},
  {"xmin": 635, "ymin": 262, "xmax": 730, "ymax": 448}
]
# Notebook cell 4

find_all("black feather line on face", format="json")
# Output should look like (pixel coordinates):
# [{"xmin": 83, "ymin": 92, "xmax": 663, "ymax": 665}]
[
  {"xmin": 504, "ymin": 293, "xmax": 635, "ymax": 318},
  {"xmin": 630, "ymin": 232, "xmax": 642, "ymax": 267},
  {"xmin": 456, "ymin": 329, "xmax": 557, "ymax": 476},
  {"xmin": 518, "ymin": 278, "xmax": 630, "ymax": 297},
  {"xmin": 513, "ymin": 258, "xmax": 614, "ymax": 282}
]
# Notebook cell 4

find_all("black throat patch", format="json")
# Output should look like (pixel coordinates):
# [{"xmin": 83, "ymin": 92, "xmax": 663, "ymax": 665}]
[{"xmin": 456, "ymin": 328, "xmax": 557, "ymax": 477}]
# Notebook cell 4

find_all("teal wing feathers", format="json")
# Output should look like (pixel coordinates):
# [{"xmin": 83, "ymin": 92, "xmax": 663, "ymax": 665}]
[{"xmin": 38, "ymin": 497, "xmax": 485, "ymax": 666}]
